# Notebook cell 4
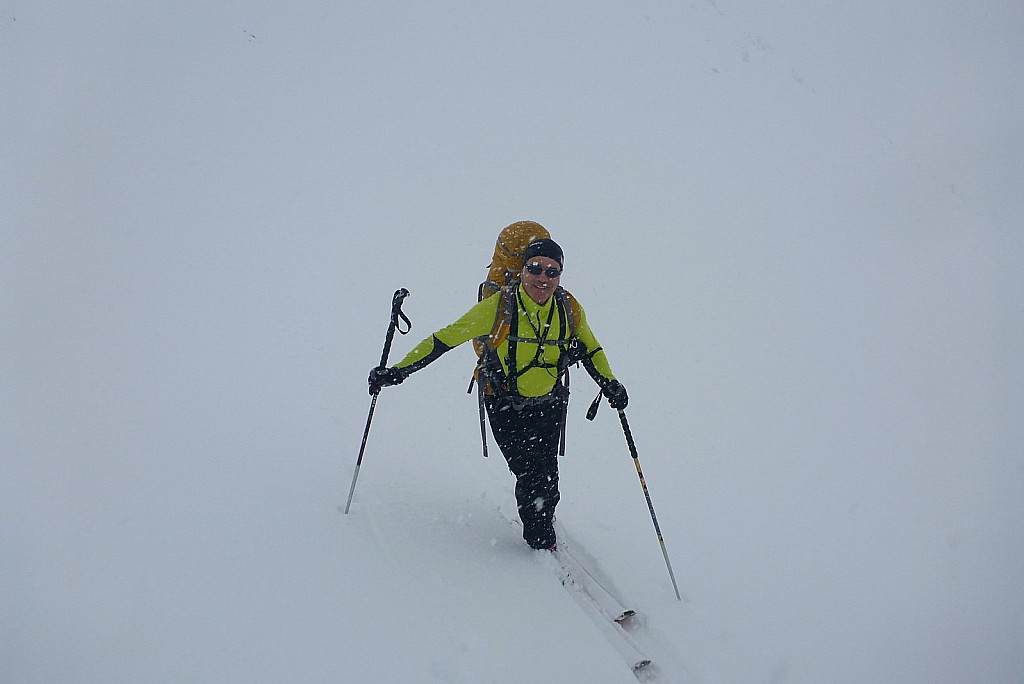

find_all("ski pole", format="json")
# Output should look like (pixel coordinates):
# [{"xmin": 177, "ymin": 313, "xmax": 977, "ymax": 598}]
[
  {"xmin": 344, "ymin": 288, "xmax": 411, "ymax": 514},
  {"xmin": 617, "ymin": 409, "xmax": 682, "ymax": 601}
]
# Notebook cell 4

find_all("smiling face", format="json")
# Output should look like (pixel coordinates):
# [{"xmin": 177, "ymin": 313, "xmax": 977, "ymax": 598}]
[{"xmin": 521, "ymin": 256, "xmax": 561, "ymax": 305}]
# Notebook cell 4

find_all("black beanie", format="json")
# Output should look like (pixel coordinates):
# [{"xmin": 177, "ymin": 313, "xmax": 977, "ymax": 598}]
[{"xmin": 523, "ymin": 238, "xmax": 563, "ymax": 268}]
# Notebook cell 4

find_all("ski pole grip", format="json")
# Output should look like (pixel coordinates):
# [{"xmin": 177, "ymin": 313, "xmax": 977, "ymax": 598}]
[
  {"xmin": 379, "ymin": 288, "xmax": 411, "ymax": 368},
  {"xmin": 392, "ymin": 287, "xmax": 411, "ymax": 313}
]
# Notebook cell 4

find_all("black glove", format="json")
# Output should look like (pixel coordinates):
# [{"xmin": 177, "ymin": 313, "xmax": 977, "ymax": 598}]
[
  {"xmin": 368, "ymin": 366, "xmax": 405, "ymax": 395},
  {"xmin": 602, "ymin": 379, "xmax": 628, "ymax": 410}
]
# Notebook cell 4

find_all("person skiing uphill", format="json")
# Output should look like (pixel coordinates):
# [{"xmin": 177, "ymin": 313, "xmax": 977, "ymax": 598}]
[{"xmin": 368, "ymin": 235, "xmax": 628, "ymax": 550}]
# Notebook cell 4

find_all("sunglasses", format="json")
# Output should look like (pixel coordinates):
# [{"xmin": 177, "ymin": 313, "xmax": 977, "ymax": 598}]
[{"xmin": 525, "ymin": 262, "xmax": 562, "ymax": 278}]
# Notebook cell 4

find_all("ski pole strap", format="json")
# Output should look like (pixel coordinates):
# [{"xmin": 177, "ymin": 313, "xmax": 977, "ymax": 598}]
[
  {"xmin": 586, "ymin": 388, "xmax": 603, "ymax": 421},
  {"xmin": 379, "ymin": 288, "xmax": 412, "ymax": 368},
  {"xmin": 391, "ymin": 288, "xmax": 412, "ymax": 335},
  {"xmin": 395, "ymin": 307, "xmax": 411, "ymax": 334},
  {"xmin": 477, "ymin": 381, "xmax": 489, "ymax": 458},
  {"xmin": 558, "ymin": 371, "xmax": 569, "ymax": 457}
]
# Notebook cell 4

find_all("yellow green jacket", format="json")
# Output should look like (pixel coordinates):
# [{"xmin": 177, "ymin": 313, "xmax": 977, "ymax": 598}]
[{"xmin": 394, "ymin": 285, "xmax": 616, "ymax": 397}]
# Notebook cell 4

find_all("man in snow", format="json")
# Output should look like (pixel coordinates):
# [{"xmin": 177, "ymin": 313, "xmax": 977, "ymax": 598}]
[{"xmin": 367, "ymin": 237, "xmax": 628, "ymax": 550}]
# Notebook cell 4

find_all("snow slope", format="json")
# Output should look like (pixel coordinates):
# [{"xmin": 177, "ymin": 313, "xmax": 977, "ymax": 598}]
[{"xmin": 4, "ymin": 2, "xmax": 1023, "ymax": 682}]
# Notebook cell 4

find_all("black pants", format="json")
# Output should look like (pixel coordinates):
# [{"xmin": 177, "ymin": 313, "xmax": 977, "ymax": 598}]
[{"xmin": 485, "ymin": 392, "xmax": 566, "ymax": 549}]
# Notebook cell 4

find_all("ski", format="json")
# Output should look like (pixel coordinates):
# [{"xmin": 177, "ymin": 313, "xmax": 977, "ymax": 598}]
[
  {"xmin": 512, "ymin": 518, "xmax": 643, "ymax": 625},
  {"xmin": 616, "ymin": 608, "xmax": 638, "ymax": 625},
  {"xmin": 550, "ymin": 552, "xmax": 653, "ymax": 675},
  {"xmin": 508, "ymin": 517, "xmax": 654, "ymax": 676},
  {"xmin": 554, "ymin": 538, "xmax": 641, "ymax": 628},
  {"xmin": 555, "ymin": 546, "xmax": 639, "ymax": 625}
]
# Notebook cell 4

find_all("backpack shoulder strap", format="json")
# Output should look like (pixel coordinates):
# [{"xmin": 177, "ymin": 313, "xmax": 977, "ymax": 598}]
[
  {"xmin": 486, "ymin": 284, "xmax": 517, "ymax": 349},
  {"xmin": 555, "ymin": 287, "xmax": 581, "ymax": 337},
  {"xmin": 556, "ymin": 287, "xmax": 599, "ymax": 368},
  {"xmin": 471, "ymin": 285, "xmax": 516, "ymax": 396},
  {"xmin": 478, "ymin": 280, "xmax": 501, "ymax": 302}
]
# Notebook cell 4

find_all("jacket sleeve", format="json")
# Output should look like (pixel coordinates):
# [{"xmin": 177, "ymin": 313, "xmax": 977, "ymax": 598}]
[
  {"xmin": 572, "ymin": 303, "xmax": 617, "ymax": 387},
  {"xmin": 393, "ymin": 295, "xmax": 500, "ymax": 376}
]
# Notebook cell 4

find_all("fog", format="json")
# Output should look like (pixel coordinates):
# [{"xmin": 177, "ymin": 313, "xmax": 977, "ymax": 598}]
[{"xmin": 4, "ymin": 2, "xmax": 1022, "ymax": 682}]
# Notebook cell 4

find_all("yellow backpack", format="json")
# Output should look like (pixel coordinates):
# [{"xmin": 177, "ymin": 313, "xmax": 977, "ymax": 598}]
[
  {"xmin": 477, "ymin": 220, "xmax": 550, "ymax": 301},
  {"xmin": 472, "ymin": 220, "xmax": 582, "ymax": 357}
]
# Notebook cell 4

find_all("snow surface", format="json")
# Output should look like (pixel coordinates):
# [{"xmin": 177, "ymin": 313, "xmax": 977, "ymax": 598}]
[{"xmin": 4, "ymin": 2, "xmax": 1023, "ymax": 682}]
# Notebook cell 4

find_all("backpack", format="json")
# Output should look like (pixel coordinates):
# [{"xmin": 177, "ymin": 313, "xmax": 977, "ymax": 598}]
[
  {"xmin": 471, "ymin": 221, "xmax": 582, "ymax": 387},
  {"xmin": 476, "ymin": 220, "xmax": 551, "ymax": 302},
  {"xmin": 469, "ymin": 222, "xmax": 584, "ymax": 456},
  {"xmin": 471, "ymin": 221, "xmax": 548, "ymax": 363}
]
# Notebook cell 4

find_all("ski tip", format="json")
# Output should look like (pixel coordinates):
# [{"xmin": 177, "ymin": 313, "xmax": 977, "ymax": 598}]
[
  {"xmin": 615, "ymin": 609, "xmax": 637, "ymax": 623},
  {"xmin": 633, "ymin": 658, "xmax": 653, "ymax": 672}
]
